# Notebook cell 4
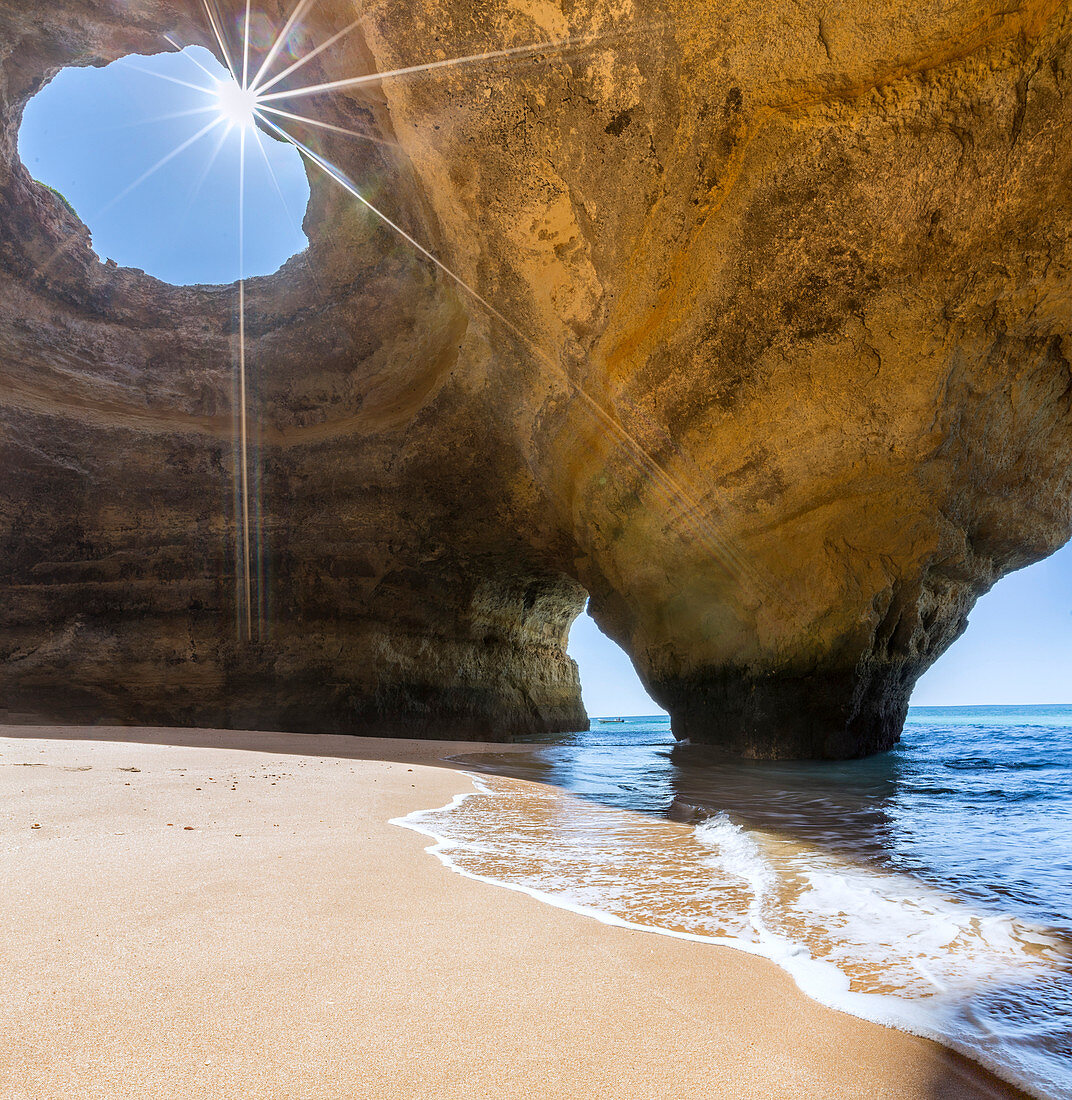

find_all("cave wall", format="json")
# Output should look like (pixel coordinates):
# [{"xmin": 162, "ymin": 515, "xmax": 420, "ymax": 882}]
[
  {"xmin": 1, "ymin": 0, "xmax": 1071, "ymax": 755},
  {"xmin": 0, "ymin": 0, "xmax": 587, "ymax": 740}
]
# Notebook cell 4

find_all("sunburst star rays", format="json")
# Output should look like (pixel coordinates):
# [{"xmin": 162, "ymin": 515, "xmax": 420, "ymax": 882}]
[
  {"xmin": 132, "ymin": 0, "xmax": 789, "ymax": 637},
  {"xmin": 256, "ymin": 33, "xmax": 610, "ymax": 103},
  {"xmin": 93, "ymin": 115, "xmax": 226, "ymax": 219}
]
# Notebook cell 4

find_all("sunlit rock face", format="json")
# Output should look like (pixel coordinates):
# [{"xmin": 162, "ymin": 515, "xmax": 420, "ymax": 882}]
[{"xmin": 1, "ymin": 0, "xmax": 1071, "ymax": 755}]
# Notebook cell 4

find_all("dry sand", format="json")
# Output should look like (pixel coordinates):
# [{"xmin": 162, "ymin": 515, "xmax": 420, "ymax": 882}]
[{"xmin": 0, "ymin": 725, "xmax": 1025, "ymax": 1100}]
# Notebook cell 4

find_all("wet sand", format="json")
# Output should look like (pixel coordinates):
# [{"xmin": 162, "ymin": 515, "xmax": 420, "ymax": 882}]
[{"xmin": 0, "ymin": 725, "xmax": 1026, "ymax": 1100}]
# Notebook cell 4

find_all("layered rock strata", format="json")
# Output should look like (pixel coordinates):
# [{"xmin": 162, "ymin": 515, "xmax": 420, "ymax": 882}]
[{"xmin": 1, "ymin": 0, "xmax": 1071, "ymax": 755}]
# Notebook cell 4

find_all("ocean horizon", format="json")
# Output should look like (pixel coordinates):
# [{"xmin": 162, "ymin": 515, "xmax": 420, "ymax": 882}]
[{"xmin": 591, "ymin": 703, "xmax": 1072, "ymax": 719}]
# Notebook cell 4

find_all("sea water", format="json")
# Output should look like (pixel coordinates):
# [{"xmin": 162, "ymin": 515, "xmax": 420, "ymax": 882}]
[{"xmin": 394, "ymin": 706, "xmax": 1072, "ymax": 1098}]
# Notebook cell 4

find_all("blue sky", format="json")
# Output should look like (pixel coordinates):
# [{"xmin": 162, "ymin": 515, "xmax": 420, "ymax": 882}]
[
  {"xmin": 19, "ymin": 48, "xmax": 1072, "ymax": 715},
  {"xmin": 19, "ymin": 47, "xmax": 308, "ymax": 284}
]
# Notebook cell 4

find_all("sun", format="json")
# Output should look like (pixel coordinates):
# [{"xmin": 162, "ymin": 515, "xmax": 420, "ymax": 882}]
[{"xmin": 214, "ymin": 77, "xmax": 259, "ymax": 129}]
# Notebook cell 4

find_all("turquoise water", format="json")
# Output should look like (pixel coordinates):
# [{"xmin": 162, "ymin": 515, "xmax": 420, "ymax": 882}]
[{"xmin": 399, "ymin": 706, "xmax": 1072, "ymax": 1098}]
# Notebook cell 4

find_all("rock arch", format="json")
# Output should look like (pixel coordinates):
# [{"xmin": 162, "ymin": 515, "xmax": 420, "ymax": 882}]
[{"xmin": 1, "ymin": 0, "xmax": 1071, "ymax": 756}]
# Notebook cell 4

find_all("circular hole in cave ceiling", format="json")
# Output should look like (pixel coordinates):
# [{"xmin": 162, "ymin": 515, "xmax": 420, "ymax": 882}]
[{"xmin": 18, "ymin": 45, "xmax": 310, "ymax": 286}]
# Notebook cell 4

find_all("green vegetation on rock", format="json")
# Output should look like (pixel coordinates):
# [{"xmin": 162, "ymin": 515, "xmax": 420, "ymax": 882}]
[{"xmin": 35, "ymin": 180, "xmax": 77, "ymax": 217}]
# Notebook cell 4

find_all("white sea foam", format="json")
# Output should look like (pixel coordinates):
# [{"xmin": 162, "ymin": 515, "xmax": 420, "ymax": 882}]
[{"xmin": 392, "ymin": 773, "xmax": 1071, "ymax": 1100}]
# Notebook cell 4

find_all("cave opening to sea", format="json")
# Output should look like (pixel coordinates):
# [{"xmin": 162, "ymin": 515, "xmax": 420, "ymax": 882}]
[
  {"xmin": 18, "ymin": 45, "xmax": 310, "ymax": 286},
  {"xmin": 566, "ymin": 605, "xmax": 665, "ymax": 721},
  {"xmin": 564, "ymin": 537, "xmax": 1072, "ymax": 730}
]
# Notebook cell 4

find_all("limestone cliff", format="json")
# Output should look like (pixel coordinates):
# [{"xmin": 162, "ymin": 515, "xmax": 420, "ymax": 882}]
[{"xmin": 1, "ymin": 0, "xmax": 1070, "ymax": 756}]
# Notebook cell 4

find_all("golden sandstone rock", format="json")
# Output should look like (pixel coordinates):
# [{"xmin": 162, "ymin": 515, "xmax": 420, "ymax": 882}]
[{"xmin": 1, "ymin": 0, "xmax": 1070, "ymax": 756}]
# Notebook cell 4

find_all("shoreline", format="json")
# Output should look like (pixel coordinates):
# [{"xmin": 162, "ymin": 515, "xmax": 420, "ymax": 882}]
[
  {"xmin": 398, "ymin": 768, "xmax": 1053, "ymax": 1100},
  {"xmin": 0, "ymin": 724, "xmax": 1028, "ymax": 1099}
]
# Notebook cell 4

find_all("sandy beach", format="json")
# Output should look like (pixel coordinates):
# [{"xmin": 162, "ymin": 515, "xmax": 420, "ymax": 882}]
[{"xmin": 0, "ymin": 725, "xmax": 1025, "ymax": 1100}]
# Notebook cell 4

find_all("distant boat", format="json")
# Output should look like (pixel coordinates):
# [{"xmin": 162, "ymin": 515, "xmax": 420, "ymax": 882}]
[{"xmin": 597, "ymin": 717, "xmax": 626, "ymax": 723}]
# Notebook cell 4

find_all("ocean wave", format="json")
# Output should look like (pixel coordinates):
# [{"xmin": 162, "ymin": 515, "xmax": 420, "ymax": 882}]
[
  {"xmin": 393, "ymin": 773, "xmax": 1072, "ymax": 1100},
  {"xmin": 942, "ymin": 758, "xmax": 1061, "ymax": 772}
]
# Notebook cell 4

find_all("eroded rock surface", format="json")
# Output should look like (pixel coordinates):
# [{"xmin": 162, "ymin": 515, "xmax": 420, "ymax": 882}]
[{"xmin": 1, "ymin": 0, "xmax": 1071, "ymax": 755}]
